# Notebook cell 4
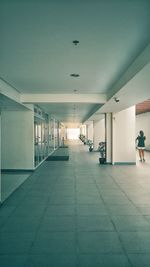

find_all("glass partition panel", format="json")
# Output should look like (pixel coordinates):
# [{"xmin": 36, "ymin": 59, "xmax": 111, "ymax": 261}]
[
  {"xmin": 54, "ymin": 120, "xmax": 59, "ymax": 149},
  {"xmin": 34, "ymin": 118, "xmax": 42, "ymax": 166},
  {"xmin": 48, "ymin": 118, "xmax": 54, "ymax": 153}
]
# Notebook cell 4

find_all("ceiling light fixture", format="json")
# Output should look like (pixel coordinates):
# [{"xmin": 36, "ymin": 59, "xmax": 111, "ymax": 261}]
[
  {"xmin": 72, "ymin": 40, "xmax": 79, "ymax": 45},
  {"xmin": 114, "ymin": 97, "xmax": 120, "ymax": 103},
  {"xmin": 70, "ymin": 74, "xmax": 80, "ymax": 77},
  {"xmin": 70, "ymin": 73, "xmax": 80, "ymax": 78}
]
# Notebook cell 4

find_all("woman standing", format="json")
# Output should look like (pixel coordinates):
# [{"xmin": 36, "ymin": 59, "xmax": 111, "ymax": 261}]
[{"xmin": 136, "ymin": 130, "xmax": 146, "ymax": 162}]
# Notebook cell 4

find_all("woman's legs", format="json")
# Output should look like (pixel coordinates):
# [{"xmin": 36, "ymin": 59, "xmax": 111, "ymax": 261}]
[
  {"xmin": 141, "ymin": 149, "xmax": 145, "ymax": 161},
  {"xmin": 139, "ymin": 149, "xmax": 142, "ymax": 161},
  {"xmin": 139, "ymin": 149, "xmax": 145, "ymax": 161}
]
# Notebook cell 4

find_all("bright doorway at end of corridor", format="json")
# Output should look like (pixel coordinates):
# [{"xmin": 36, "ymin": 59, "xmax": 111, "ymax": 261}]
[{"xmin": 67, "ymin": 128, "xmax": 80, "ymax": 140}]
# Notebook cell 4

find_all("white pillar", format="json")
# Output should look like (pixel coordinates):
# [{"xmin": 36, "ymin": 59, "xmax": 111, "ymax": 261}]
[
  {"xmin": 105, "ymin": 113, "xmax": 112, "ymax": 163},
  {"xmin": 112, "ymin": 106, "xmax": 136, "ymax": 165},
  {"xmin": 85, "ymin": 125, "xmax": 88, "ymax": 138},
  {"xmin": 80, "ymin": 124, "xmax": 86, "ymax": 136},
  {"xmin": 87, "ymin": 121, "xmax": 93, "ymax": 141},
  {"xmin": 53, "ymin": 118, "xmax": 56, "ymax": 150},
  {"xmin": 93, "ymin": 117, "xmax": 105, "ymax": 151},
  {"xmin": 64, "ymin": 127, "xmax": 67, "ymax": 140}
]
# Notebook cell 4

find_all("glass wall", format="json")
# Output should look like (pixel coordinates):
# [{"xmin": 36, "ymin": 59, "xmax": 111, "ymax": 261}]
[
  {"xmin": 34, "ymin": 108, "xmax": 49, "ymax": 167},
  {"xmin": 54, "ymin": 119, "xmax": 59, "ymax": 149},
  {"xmin": 48, "ymin": 117, "xmax": 55, "ymax": 153},
  {"xmin": 34, "ymin": 109, "xmax": 60, "ymax": 167}
]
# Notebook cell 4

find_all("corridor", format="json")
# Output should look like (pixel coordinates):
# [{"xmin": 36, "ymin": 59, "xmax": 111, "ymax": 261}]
[{"xmin": 0, "ymin": 141, "xmax": 150, "ymax": 267}]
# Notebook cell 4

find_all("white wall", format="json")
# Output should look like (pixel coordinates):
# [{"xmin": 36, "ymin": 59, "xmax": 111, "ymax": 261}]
[
  {"xmin": 1, "ymin": 110, "xmax": 34, "ymax": 170},
  {"xmin": 112, "ymin": 106, "xmax": 136, "ymax": 164},
  {"xmin": 93, "ymin": 118, "xmax": 105, "ymax": 150},
  {"xmin": 80, "ymin": 124, "xmax": 86, "ymax": 136},
  {"xmin": 136, "ymin": 112, "xmax": 150, "ymax": 148}
]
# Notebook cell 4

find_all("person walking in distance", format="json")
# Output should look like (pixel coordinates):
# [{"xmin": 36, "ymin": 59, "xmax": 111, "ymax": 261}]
[{"xmin": 136, "ymin": 130, "xmax": 146, "ymax": 162}]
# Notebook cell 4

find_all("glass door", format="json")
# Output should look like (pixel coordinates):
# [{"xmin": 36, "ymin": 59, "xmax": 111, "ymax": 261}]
[
  {"xmin": 48, "ymin": 118, "xmax": 54, "ymax": 153},
  {"xmin": 34, "ymin": 119, "xmax": 41, "ymax": 167},
  {"xmin": 34, "ymin": 114, "xmax": 50, "ymax": 167}
]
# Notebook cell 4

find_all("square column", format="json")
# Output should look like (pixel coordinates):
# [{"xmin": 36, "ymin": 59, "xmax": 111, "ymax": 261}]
[
  {"xmin": 112, "ymin": 106, "xmax": 136, "ymax": 165},
  {"xmin": 105, "ymin": 113, "xmax": 112, "ymax": 163},
  {"xmin": 93, "ymin": 117, "xmax": 105, "ymax": 151},
  {"xmin": 87, "ymin": 121, "xmax": 94, "ymax": 141}
]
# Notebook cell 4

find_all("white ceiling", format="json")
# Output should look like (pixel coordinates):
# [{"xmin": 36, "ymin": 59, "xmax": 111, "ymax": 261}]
[
  {"xmin": 0, "ymin": 0, "xmax": 150, "ymax": 123},
  {"xmin": 39, "ymin": 102, "xmax": 101, "ymax": 123}
]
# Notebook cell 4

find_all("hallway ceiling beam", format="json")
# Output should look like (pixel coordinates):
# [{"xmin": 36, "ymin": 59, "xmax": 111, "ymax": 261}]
[
  {"xmin": 0, "ymin": 78, "xmax": 33, "ymax": 111},
  {"xmin": 21, "ymin": 93, "xmax": 106, "ymax": 104}
]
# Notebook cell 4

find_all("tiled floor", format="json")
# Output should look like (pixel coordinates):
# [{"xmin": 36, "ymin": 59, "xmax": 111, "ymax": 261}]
[{"xmin": 0, "ymin": 141, "xmax": 150, "ymax": 266}]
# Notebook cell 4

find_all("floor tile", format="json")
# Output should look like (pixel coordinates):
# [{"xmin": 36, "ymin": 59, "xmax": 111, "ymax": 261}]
[
  {"xmin": 45, "ymin": 205, "xmax": 76, "ymax": 216},
  {"xmin": 13, "ymin": 205, "xmax": 46, "ymax": 217},
  {"xmin": 76, "ymin": 196, "xmax": 102, "ymax": 204},
  {"xmin": 0, "ymin": 216, "xmax": 41, "ymax": 233},
  {"xmin": 78, "ymin": 254, "xmax": 130, "ymax": 267},
  {"xmin": 39, "ymin": 216, "xmax": 76, "ymax": 231},
  {"xmin": 49, "ymin": 196, "xmax": 75, "ymax": 205},
  {"xmin": 77, "ymin": 216, "xmax": 114, "ymax": 231},
  {"xmin": 51, "ymin": 191, "xmax": 75, "ymax": 197},
  {"xmin": 25, "ymin": 255, "xmax": 77, "ymax": 267},
  {"xmin": 107, "ymin": 205, "xmax": 140, "ymax": 215},
  {"xmin": 31, "ymin": 232, "xmax": 76, "ymax": 253},
  {"xmin": 128, "ymin": 254, "xmax": 150, "ymax": 267},
  {"xmin": 112, "ymin": 215, "xmax": 150, "ymax": 231},
  {"xmin": 0, "ymin": 233, "xmax": 35, "ymax": 254},
  {"xmin": 78, "ymin": 232, "xmax": 123, "ymax": 253},
  {"xmin": 77, "ymin": 204, "xmax": 108, "ymax": 215},
  {"xmin": 137, "ymin": 206, "xmax": 150, "ymax": 215},
  {"xmin": 0, "ymin": 255, "xmax": 28, "ymax": 267},
  {"xmin": 103, "ymin": 195, "xmax": 131, "ymax": 205},
  {"xmin": 120, "ymin": 232, "xmax": 150, "ymax": 253},
  {"xmin": 20, "ymin": 196, "xmax": 50, "ymax": 206},
  {"xmin": 0, "ymin": 206, "xmax": 16, "ymax": 217}
]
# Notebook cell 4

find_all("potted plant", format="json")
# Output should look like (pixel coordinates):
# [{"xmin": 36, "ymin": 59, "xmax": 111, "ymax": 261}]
[
  {"xmin": 98, "ymin": 142, "xmax": 106, "ymax": 164},
  {"xmin": 87, "ymin": 139, "xmax": 94, "ymax": 152}
]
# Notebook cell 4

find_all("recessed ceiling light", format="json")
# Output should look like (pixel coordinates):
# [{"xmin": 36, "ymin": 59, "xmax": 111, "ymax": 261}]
[
  {"xmin": 70, "ymin": 74, "xmax": 80, "ymax": 77},
  {"xmin": 72, "ymin": 40, "xmax": 79, "ymax": 45}
]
